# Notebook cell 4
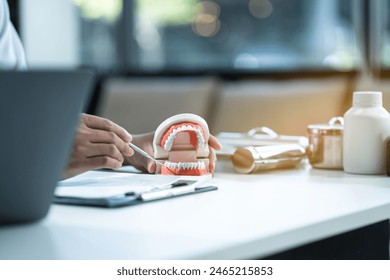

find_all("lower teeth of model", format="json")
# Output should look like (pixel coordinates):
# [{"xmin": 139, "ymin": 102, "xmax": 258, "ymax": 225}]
[{"xmin": 164, "ymin": 161, "xmax": 205, "ymax": 170}]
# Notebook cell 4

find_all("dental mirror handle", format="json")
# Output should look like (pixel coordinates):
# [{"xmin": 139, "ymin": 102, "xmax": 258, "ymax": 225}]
[{"xmin": 128, "ymin": 142, "xmax": 164, "ymax": 166}]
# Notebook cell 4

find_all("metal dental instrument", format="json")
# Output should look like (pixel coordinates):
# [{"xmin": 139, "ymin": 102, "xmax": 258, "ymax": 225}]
[
  {"xmin": 128, "ymin": 142, "xmax": 179, "ymax": 175},
  {"xmin": 128, "ymin": 142, "xmax": 164, "ymax": 166}
]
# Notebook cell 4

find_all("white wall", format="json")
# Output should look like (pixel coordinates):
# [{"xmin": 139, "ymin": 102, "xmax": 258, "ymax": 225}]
[{"xmin": 19, "ymin": 0, "xmax": 79, "ymax": 68}]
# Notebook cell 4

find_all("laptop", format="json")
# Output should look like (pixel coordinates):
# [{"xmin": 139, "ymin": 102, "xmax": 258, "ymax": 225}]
[{"xmin": 0, "ymin": 71, "xmax": 94, "ymax": 225}]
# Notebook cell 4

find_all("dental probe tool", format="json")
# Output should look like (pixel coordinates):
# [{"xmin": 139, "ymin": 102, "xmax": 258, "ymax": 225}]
[
  {"xmin": 128, "ymin": 142, "xmax": 164, "ymax": 166},
  {"xmin": 128, "ymin": 142, "xmax": 178, "ymax": 175}
]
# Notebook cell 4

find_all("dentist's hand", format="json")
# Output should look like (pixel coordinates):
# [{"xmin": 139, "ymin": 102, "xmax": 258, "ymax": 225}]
[
  {"xmin": 62, "ymin": 114, "xmax": 134, "ymax": 179},
  {"xmin": 123, "ymin": 132, "xmax": 155, "ymax": 173},
  {"xmin": 207, "ymin": 134, "xmax": 222, "ymax": 174}
]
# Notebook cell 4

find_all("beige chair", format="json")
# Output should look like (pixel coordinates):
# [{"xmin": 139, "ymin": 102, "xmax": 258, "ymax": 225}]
[
  {"xmin": 97, "ymin": 76, "xmax": 219, "ymax": 134},
  {"xmin": 210, "ymin": 77, "xmax": 350, "ymax": 136}
]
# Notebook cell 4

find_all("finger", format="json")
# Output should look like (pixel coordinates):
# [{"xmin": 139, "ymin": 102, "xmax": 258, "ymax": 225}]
[
  {"xmin": 125, "ymin": 147, "xmax": 155, "ymax": 174},
  {"xmin": 83, "ymin": 143, "xmax": 125, "ymax": 162},
  {"xmin": 85, "ymin": 156, "xmax": 123, "ymax": 170},
  {"xmin": 209, "ymin": 148, "xmax": 217, "ymax": 174},
  {"xmin": 64, "ymin": 156, "xmax": 122, "ymax": 179},
  {"xmin": 82, "ymin": 114, "xmax": 132, "ymax": 142},
  {"xmin": 88, "ymin": 130, "xmax": 134, "ymax": 156},
  {"xmin": 208, "ymin": 135, "xmax": 222, "ymax": 150},
  {"xmin": 147, "ymin": 161, "xmax": 156, "ymax": 173}
]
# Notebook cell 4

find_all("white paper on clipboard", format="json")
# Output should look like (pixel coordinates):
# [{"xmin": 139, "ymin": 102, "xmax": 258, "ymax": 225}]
[{"xmin": 56, "ymin": 170, "xmax": 211, "ymax": 199}]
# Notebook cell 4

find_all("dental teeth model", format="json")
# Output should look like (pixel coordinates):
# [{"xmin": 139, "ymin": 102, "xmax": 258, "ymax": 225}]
[{"xmin": 153, "ymin": 113, "xmax": 210, "ymax": 175}]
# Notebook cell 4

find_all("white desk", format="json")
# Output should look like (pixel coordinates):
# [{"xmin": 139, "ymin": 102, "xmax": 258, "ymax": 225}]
[{"xmin": 1, "ymin": 161, "xmax": 390, "ymax": 259}]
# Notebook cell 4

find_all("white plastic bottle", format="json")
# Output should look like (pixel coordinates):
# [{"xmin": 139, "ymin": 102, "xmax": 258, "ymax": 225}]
[{"xmin": 343, "ymin": 91, "xmax": 390, "ymax": 174}]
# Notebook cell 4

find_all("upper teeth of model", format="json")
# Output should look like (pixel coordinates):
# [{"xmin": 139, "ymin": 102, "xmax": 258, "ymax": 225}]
[
  {"xmin": 163, "ymin": 125, "xmax": 205, "ymax": 151},
  {"xmin": 164, "ymin": 161, "xmax": 206, "ymax": 170}
]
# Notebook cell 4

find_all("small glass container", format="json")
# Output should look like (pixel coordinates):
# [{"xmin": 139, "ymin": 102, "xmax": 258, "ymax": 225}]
[{"xmin": 307, "ymin": 117, "xmax": 344, "ymax": 170}]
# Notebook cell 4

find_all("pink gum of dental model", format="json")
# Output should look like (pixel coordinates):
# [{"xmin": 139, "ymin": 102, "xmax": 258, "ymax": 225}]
[{"xmin": 153, "ymin": 113, "xmax": 210, "ymax": 175}]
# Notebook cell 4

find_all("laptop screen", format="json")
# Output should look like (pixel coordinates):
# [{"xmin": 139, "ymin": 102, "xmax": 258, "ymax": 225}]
[{"xmin": 0, "ymin": 70, "xmax": 94, "ymax": 224}]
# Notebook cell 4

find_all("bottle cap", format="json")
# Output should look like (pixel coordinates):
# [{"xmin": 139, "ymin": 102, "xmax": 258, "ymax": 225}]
[{"xmin": 353, "ymin": 91, "xmax": 382, "ymax": 107}]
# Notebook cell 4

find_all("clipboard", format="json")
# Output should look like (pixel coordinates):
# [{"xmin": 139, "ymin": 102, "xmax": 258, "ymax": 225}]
[{"xmin": 54, "ymin": 178, "xmax": 218, "ymax": 208}]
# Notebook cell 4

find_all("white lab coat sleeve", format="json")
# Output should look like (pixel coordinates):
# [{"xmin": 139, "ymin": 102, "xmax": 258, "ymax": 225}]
[{"xmin": 0, "ymin": 0, "xmax": 27, "ymax": 70}]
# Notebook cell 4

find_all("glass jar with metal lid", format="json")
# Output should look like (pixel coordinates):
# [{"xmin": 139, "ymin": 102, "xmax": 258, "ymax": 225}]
[{"xmin": 307, "ymin": 117, "xmax": 344, "ymax": 170}]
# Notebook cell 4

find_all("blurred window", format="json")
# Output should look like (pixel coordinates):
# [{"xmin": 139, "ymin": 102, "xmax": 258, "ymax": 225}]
[
  {"xmin": 73, "ymin": 0, "xmax": 123, "ymax": 70},
  {"xmin": 383, "ymin": 0, "xmax": 390, "ymax": 68},
  {"xmin": 23, "ymin": 0, "xmax": 358, "ymax": 72},
  {"xmin": 130, "ymin": 0, "xmax": 357, "ymax": 72}
]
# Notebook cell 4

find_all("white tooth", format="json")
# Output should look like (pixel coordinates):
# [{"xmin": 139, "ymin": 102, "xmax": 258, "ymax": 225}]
[
  {"xmin": 168, "ymin": 139, "xmax": 174, "ymax": 148},
  {"xmin": 164, "ymin": 132, "xmax": 176, "ymax": 151},
  {"xmin": 195, "ymin": 129, "xmax": 205, "ymax": 149},
  {"xmin": 197, "ymin": 138, "xmax": 203, "ymax": 149}
]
